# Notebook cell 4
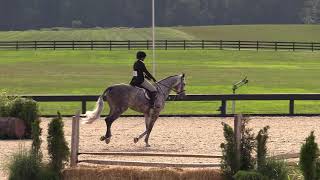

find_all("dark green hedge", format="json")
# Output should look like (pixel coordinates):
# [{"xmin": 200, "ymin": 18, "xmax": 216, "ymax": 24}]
[
  {"xmin": 234, "ymin": 171, "xmax": 268, "ymax": 180},
  {"xmin": 0, "ymin": 93, "xmax": 40, "ymax": 138}
]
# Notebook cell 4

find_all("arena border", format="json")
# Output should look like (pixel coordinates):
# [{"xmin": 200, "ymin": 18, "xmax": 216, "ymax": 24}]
[
  {"xmin": 41, "ymin": 113, "xmax": 320, "ymax": 118},
  {"xmin": 13, "ymin": 94, "xmax": 320, "ymax": 117}
]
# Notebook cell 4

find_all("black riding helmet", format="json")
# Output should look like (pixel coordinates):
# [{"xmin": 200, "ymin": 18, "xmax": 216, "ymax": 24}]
[{"xmin": 136, "ymin": 51, "xmax": 146, "ymax": 60}]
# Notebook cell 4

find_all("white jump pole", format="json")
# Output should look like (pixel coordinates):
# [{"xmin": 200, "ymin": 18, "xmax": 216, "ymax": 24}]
[
  {"xmin": 70, "ymin": 111, "xmax": 80, "ymax": 167},
  {"xmin": 234, "ymin": 114, "xmax": 242, "ymax": 171},
  {"xmin": 152, "ymin": 0, "xmax": 156, "ymax": 77}
]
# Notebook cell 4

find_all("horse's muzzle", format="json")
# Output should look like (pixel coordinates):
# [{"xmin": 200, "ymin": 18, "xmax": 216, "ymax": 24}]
[{"xmin": 177, "ymin": 92, "xmax": 186, "ymax": 99}]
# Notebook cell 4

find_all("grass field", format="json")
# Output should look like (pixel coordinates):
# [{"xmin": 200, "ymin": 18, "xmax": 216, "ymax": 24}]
[
  {"xmin": 1, "ymin": 24, "xmax": 320, "ymax": 115},
  {"xmin": 1, "ymin": 49, "xmax": 320, "ymax": 115},
  {"xmin": 1, "ymin": 25, "xmax": 320, "ymax": 42}
]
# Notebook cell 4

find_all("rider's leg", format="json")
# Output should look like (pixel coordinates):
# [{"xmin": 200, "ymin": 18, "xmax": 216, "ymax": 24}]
[
  {"xmin": 141, "ymin": 80, "xmax": 157, "ymax": 108},
  {"xmin": 149, "ymin": 92, "xmax": 157, "ymax": 108}
]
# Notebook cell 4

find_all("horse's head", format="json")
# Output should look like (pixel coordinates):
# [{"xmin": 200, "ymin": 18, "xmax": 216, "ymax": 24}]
[{"xmin": 173, "ymin": 73, "xmax": 186, "ymax": 98}]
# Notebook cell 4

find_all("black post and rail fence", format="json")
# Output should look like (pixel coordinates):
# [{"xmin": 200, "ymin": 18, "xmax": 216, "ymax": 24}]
[
  {"xmin": 13, "ymin": 94, "xmax": 320, "ymax": 117},
  {"xmin": 0, "ymin": 40, "xmax": 319, "ymax": 51}
]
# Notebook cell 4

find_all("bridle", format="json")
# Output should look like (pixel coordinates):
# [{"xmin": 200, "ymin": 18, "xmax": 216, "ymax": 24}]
[
  {"xmin": 155, "ymin": 76, "xmax": 186, "ymax": 100},
  {"xmin": 156, "ymin": 82, "xmax": 185, "ymax": 94}
]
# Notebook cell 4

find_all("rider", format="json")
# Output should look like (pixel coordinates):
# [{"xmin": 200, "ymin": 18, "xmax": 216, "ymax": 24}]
[{"xmin": 130, "ymin": 51, "xmax": 158, "ymax": 109}]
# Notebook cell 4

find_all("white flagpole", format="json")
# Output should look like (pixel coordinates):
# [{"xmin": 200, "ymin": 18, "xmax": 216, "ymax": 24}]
[{"xmin": 152, "ymin": 0, "xmax": 156, "ymax": 77}]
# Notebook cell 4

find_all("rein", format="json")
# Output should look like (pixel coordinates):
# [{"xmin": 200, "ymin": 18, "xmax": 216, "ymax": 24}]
[{"xmin": 155, "ymin": 81, "xmax": 185, "ymax": 101}]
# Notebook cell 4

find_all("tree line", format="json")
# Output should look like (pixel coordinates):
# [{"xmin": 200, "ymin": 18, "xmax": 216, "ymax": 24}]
[{"xmin": 0, "ymin": 0, "xmax": 319, "ymax": 30}]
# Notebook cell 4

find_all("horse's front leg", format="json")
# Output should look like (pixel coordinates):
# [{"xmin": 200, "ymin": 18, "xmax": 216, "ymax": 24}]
[
  {"xmin": 144, "ymin": 112, "xmax": 159, "ymax": 147},
  {"xmin": 134, "ymin": 113, "xmax": 149, "ymax": 143},
  {"xmin": 134, "ymin": 131, "xmax": 147, "ymax": 143}
]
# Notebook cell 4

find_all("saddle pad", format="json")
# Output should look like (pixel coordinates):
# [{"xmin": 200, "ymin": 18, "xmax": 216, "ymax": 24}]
[{"xmin": 134, "ymin": 86, "xmax": 150, "ymax": 100}]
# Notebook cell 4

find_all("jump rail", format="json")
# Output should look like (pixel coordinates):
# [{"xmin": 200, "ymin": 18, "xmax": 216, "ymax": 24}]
[
  {"xmin": 79, "ymin": 152, "xmax": 221, "ymax": 158},
  {"xmin": 78, "ymin": 160, "xmax": 220, "ymax": 168},
  {"xmin": 15, "ymin": 93, "xmax": 320, "ymax": 116}
]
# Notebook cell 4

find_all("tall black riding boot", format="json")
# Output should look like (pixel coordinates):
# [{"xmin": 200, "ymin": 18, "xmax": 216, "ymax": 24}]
[{"xmin": 149, "ymin": 92, "xmax": 157, "ymax": 109}]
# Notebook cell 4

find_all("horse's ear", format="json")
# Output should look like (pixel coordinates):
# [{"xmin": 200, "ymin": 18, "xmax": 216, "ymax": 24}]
[{"xmin": 182, "ymin": 73, "xmax": 185, "ymax": 78}]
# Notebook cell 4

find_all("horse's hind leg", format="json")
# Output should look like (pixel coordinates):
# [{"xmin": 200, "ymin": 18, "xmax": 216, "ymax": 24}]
[
  {"xmin": 100, "ymin": 108, "xmax": 126, "ymax": 144},
  {"xmin": 101, "ymin": 114, "xmax": 118, "ymax": 144}
]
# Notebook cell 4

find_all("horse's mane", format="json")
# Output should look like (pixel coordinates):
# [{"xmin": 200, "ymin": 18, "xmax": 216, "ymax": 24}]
[{"xmin": 157, "ymin": 74, "xmax": 180, "ymax": 83}]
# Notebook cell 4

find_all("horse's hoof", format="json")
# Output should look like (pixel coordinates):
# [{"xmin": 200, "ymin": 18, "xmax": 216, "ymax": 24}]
[
  {"xmin": 145, "ymin": 144, "xmax": 151, "ymax": 147},
  {"xmin": 100, "ymin": 136, "xmax": 106, "ymax": 141},
  {"xmin": 105, "ymin": 138, "xmax": 111, "ymax": 144},
  {"xmin": 134, "ymin": 137, "xmax": 139, "ymax": 143}
]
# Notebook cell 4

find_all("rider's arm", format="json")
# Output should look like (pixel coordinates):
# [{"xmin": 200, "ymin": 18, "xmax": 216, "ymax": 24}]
[
  {"xmin": 141, "ymin": 63, "xmax": 156, "ymax": 82},
  {"xmin": 144, "ymin": 75, "xmax": 151, "ymax": 80}
]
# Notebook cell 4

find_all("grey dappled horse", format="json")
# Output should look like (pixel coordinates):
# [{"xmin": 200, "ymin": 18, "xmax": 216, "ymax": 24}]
[{"xmin": 82, "ymin": 74, "xmax": 186, "ymax": 147}]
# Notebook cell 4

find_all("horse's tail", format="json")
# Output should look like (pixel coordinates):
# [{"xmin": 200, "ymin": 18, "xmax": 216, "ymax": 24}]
[{"xmin": 81, "ymin": 88, "xmax": 110, "ymax": 124}]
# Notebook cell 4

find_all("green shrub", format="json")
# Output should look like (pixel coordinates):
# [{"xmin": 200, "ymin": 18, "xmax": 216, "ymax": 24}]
[
  {"xmin": 7, "ymin": 149, "xmax": 58, "ymax": 180},
  {"xmin": 240, "ymin": 117, "xmax": 255, "ymax": 171},
  {"xmin": 255, "ymin": 126, "xmax": 289, "ymax": 180},
  {"xmin": 47, "ymin": 112, "xmax": 70, "ymax": 173},
  {"xmin": 256, "ymin": 126, "xmax": 270, "ymax": 170},
  {"xmin": 220, "ymin": 122, "xmax": 237, "ymax": 177},
  {"xmin": 10, "ymin": 97, "xmax": 40, "ymax": 137},
  {"xmin": 234, "ymin": 171, "xmax": 268, "ymax": 180},
  {"xmin": 0, "ymin": 91, "xmax": 40, "ymax": 139},
  {"xmin": 38, "ymin": 165, "xmax": 59, "ymax": 180},
  {"xmin": 221, "ymin": 116, "xmax": 289, "ymax": 180},
  {"xmin": 7, "ymin": 149, "xmax": 41, "ymax": 180},
  {"xmin": 259, "ymin": 158, "xmax": 289, "ymax": 180},
  {"xmin": 220, "ymin": 116, "xmax": 256, "ymax": 177},
  {"xmin": 299, "ymin": 131, "xmax": 319, "ymax": 180},
  {"xmin": 316, "ymin": 159, "xmax": 320, "ymax": 180},
  {"xmin": 31, "ymin": 118, "xmax": 42, "ymax": 161},
  {"xmin": 287, "ymin": 166, "xmax": 304, "ymax": 180},
  {"xmin": 0, "ymin": 90, "xmax": 10, "ymax": 117}
]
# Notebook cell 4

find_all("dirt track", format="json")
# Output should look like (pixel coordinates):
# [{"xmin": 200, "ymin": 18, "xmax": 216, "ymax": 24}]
[{"xmin": 1, "ymin": 116, "xmax": 320, "ymax": 179}]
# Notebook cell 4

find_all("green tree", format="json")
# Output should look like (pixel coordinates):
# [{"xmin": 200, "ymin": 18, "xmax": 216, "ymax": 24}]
[
  {"xmin": 256, "ymin": 126, "xmax": 270, "ymax": 170},
  {"xmin": 31, "ymin": 119, "xmax": 42, "ymax": 161},
  {"xmin": 300, "ymin": 131, "xmax": 319, "ymax": 179},
  {"xmin": 47, "ymin": 112, "xmax": 70, "ymax": 173}
]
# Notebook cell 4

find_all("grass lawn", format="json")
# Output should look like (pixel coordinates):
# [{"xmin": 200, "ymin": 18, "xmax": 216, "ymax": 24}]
[
  {"xmin": 0, "ymin": 25, "xmax": 320, "ymax": 42},
  {"xmin": 1, "ymin": 49, "xmax": 320, "ymax": 115}
]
